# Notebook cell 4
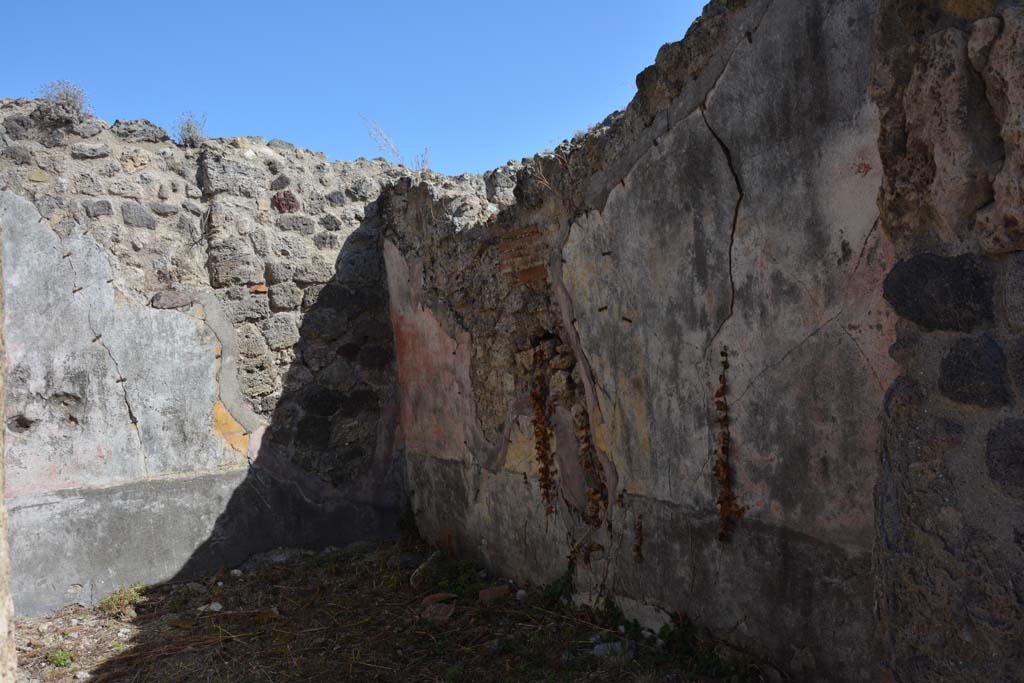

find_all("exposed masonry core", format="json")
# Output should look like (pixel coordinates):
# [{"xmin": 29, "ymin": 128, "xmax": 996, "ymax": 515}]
[
  {"xmin": 1, "ymin": 1, "xmax": 1023, "ymax": 681},
  {"xmin": 0, "ymin": 107, "xmax": 415, "ymax": 617}
]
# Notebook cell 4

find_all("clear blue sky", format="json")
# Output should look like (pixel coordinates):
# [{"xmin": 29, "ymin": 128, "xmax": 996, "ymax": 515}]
[{"xmin": 2, "ymin": 1, "xmax": 704, "ymax": 175}]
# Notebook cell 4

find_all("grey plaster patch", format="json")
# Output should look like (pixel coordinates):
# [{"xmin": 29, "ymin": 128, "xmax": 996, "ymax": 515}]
[
  {"xmin": 8, "ymin": 469, "xmax": 249, "ymax": 616},
  {"xmin": 1, "ymin": 191, "xmax": 240, "ymax": 495},
  {"xmin": 190, "ymin": 290, "xmax": 263, "ymax": 433},
  {"xmin": 8, "ymin": 461, "xmax": 400, "ymax": 617}
]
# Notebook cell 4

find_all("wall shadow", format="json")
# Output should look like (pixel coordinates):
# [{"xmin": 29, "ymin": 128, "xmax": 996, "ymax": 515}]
[
  {"xmin": 187, "ymin": 196, "xmax": 405, "ymax": 575},
  {"xmin": 86, "ymin": 198, "xmax": 407, "ymax": 680}
]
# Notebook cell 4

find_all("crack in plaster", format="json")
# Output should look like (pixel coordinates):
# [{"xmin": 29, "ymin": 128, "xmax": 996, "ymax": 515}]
[
  {"xmin": 59, "ymin": 228, "xmax": 149, "ymax": 471},
  {"xmin": 698, "ymin": 106, "xmax": 743, "ymax": 356},
  {"xmin": 731, "ymin": 308, "xmax": 847, "ymax": 408}
]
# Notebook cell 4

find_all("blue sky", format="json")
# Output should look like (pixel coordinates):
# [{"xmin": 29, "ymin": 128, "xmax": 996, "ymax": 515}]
[{"xmin": 2, "ymin": 1, "xmax": 704, "ymax": 175}]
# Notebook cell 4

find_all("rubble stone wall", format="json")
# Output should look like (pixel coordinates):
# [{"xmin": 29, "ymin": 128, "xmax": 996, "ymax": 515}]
[
  {"xmin": 0, "ymin": 102, "xmax": 409, "ymax": 615},
  {"xmin": 0, "ymin": 1, "xmax": 1022, "ymax": 680},
  {"xmin": 873, "ymin": 2, "xmax": 1024, "ymax": 680},
  {"xmin": 380, "ymin": 1, "xmax": 1024, "ymax": 681}
]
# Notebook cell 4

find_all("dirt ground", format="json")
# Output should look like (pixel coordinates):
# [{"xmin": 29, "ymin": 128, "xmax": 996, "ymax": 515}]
[{"xmin": 13, "ymin": 539, "xmax": 781, "ymax": 682}]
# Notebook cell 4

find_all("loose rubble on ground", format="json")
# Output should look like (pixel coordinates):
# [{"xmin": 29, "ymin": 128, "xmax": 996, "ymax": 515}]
[{"xmin": 13, "ymin": 539, "xmax": 778, "ymax": 682}]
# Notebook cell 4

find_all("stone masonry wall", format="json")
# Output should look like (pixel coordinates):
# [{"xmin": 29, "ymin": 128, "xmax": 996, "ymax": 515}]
[
  {"xmin": 873, "ymin": 2, "xmax": 1024, "ymax": 680},
  {"xmin": 382, "ymin": 1, "xmax": 887, "ymax": 679},
  {"xmin": 0, "ymin": 100, "xmax": 409, "ymax": 615},
  {"xmin": 0, "ymin": 1, "xmax": 1022, "ymax": 680},
  {"xmin": 380, "ymin": 1, "xmax": 1024, "ymax": 681}
]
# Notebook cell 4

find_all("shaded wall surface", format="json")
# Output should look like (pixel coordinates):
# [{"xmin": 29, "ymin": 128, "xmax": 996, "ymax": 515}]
[
  {"xmin": 0, "ymin": 1, "xmax": 1022, "ymax": 681},
  {"xmin": 873, "ymin": 2, "xmax": 1024, "ymax": 681},
  {"xmin": 0, "ymin": 105, "xmax": 407, "ymax": 616},
  {"xmin": 380, "ymin": 1, "xmax": 1024, "ymax": 681}
]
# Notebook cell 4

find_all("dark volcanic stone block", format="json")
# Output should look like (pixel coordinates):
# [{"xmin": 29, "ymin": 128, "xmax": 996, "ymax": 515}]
[
  {"xmin": 296, "ymin": 415, "xmax": 331, "ymax": 450},
  {"xmin": 986, "ymin": 419, "xmax": 1024, "ymax": 499},
  {"xmin": 276, "ymin": 214, "xmax": 316, "ymax": 235},
  {"xmin": 939, "ymin": 333, "xmax": 1012, "ymax": 407},
  {"xmin": 319, "ymin": 214, "xmax": 342, "ymax": 231},
  {"xmin": 301, "ymin": 386, "xmax": 345, "ymax": 417},
  {"xmin": 883, "ymin": 253, "xmax": 994, "ymax": 332},
  {"xmin": 121, "ymin": 201, "xmax": 157, "ymax": 229},
  {"xmin": 83, "ymin": 199, "xmax": 112, "ymax": 218},
  {"xmin": 110, "ymin": 119, "xmax": 170, "ymax": 143},
  {"xmin": 3, "ymin": 114, "xmax": 33, "ymax": 140}
]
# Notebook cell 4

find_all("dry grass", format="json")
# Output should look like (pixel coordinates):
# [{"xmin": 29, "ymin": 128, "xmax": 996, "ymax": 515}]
[
  {"xmin": 14, "ymin": 540, "xmax": 775, "ymax": 682},
  {"xmin": 35, "ymin": 80, "xmax": 90, "ymax": 122},
  {"xmin": 173, "ymin": 112, "xmax": 207, "ymax": 148},
  {"xmin": 360, "ymin": 114, "xmax": 404, "ymax": 166}
]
